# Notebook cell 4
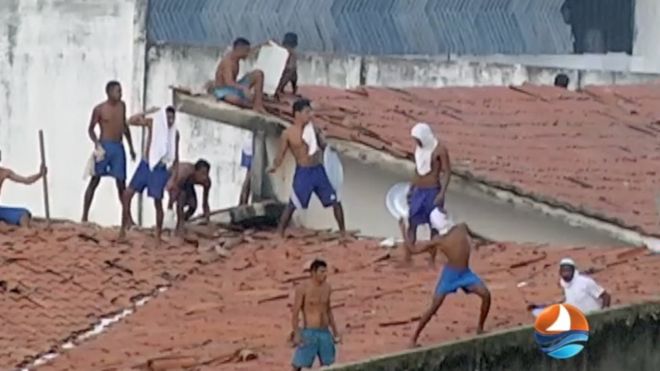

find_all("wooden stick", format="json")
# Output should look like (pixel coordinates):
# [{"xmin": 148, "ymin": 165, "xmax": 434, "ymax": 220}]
[{"xmin": 38, "ymin": 130, "xmax": 50, "ymax": 225}]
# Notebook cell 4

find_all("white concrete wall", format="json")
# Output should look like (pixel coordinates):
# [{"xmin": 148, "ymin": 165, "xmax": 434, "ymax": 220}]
[
  {"xmin": 632, "ymin": 0, "xmax": 660, "ymax": 72},
  {"xmin": 0, "ymin": 0, "xmax": 146, "ymax": 226}
]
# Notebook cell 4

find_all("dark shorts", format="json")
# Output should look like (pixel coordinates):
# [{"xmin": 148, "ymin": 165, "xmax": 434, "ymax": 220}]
[
  {"xmin": 0, "ymin": 206, "xmax": 30, "ymax": 225},
  {"xmin": 292, "ymin": 328, "xmax": 336, "ymax": 368},
  {"xmin": 94, "ymin": 140, "xmax": 127, "ymax": 181},
  {"xmin": 289, "ymin": 164, "xmax": 337, "ymax": 210},
  {"xmin": 213, "ymin": 75, "xmax": 252, "ymax": 103},
  {"xmin": 435, "ymin": 265, "xmax": 483, "ymax": 296},
  {"xmin": 240, "ymin": 151, "xmax": 252, "ymax": 169},
  {"xmin": 128, "ymin": 160, "xmax": 170, "ymax": 200},
  {"xmin": 181, "ymin": 181, "xmax": 197, "ymax": 211},
  {"xmin": 408, "ymin": 185, "xmax": 442, "ymax": 227}
]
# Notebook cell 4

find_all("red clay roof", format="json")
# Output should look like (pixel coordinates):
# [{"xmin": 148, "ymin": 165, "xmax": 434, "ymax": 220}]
[
  {"xmin": 40, "ymin": 229, "xmax": 659, "ymax": 370},
  {"xmin": 0, "ymin": 222, "xmax": 206, "ymax": 369},
  {"xmin": 263, "ymin": 83, "xmax": 660, "ymax": 236}
]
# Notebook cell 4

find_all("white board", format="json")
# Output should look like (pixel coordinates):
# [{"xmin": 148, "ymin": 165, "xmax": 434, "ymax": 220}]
[
  {"xmin": 253, "ymin": 42, "xmax": 289, "ymax": 96},
  {"xmin": 385, "ymin": 182, "xmax": 411, "ymax": 220},
  {"xmin": 324, "ymin": 147, "xmax": 344, "ymax": 201}
]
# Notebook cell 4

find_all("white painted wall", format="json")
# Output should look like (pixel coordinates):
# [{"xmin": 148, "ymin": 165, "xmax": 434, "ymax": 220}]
[
  {"xmin": 632, "ymin": 0, "xmax": 660, "ymax": 72},
  {"xmin": 0, "ymin": 0, "xmax": 146, "ymax": 226}
]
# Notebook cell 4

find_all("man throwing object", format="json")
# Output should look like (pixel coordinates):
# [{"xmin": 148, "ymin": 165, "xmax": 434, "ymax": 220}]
[
  {"xmin": 269, "ymin": 99, "xmax": 346, "ymax": 238},
  {"xmin": 399, "ymin": 208, "xmax": 491, "ymax": 347},
  {"xmin": 0, "ymin": 151, "xmax": 47, "ymax": 227},
  {"xmin": 119, "ymin": 106, "xmax": 179, "ymax": 245}
]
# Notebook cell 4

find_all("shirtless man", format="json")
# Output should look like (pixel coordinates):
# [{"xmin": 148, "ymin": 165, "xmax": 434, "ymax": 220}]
[
  {"xmin": 268, "ymin": 99, "xmax": 346, "ymax": 238},
  {"xmin": 165, "ymin": 160, "xmax": 211, "ymax": 235},
  {"xmin": 275, "ymin": 32, "xmax": 299, "ymax": 100},
  {"xmin": 82, "ymin": 81, "xmax": 137, "ymax": 222},
  {"xmin": 211, "ymin": 37, "xmax": 266, "ymax": 113},
  {"xmin": 406, "ymin": 122, "xmax": 451, "ymax": 264},
  {"xmin": 290, "ymin": 259, "xmax": 340, "ymax": 370},
  {"xmin": 0, "ymin": 150, "xmax": 47, "ymax": 227},
  {"xmin": 118, "ymin": 107, "xmax": 179, "ymax": 245},
  {"xmin": 399, "ymin": 213, "xmax": 491, "ymax": 347}
]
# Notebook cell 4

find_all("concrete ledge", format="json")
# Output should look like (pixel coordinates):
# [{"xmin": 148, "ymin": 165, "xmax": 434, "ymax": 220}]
[{"xmin": 328, "ymin": 300, "xmax": 660, "ymax": 371}]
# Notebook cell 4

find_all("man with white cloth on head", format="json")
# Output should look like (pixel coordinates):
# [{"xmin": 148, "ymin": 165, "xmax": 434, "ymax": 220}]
[
  {"xmin": 118, "ymin": 106, "xmax": 180, "ymax": 245},
  {"xmin": 405, "ymin": 122, "xmax": 451, "ymax": 264},
  {"xmin": 268, "ymin": 99, "xmax": 346, "ymax": 238},
  {"xmin": 527, "ymin": 258, "xmax": 611, "ymax": 316}
]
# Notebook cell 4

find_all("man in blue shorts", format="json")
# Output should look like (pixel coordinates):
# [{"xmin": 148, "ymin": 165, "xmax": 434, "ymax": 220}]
[
  {"xmin": 118, "ymin": 106, "xmax": 179, "ymax": 245},
  {"xmin": 82, "ymin": 81, "xmax": 137, "ymax": 223},
  {"xmin": 268, "ymin": 99, "xmax": 346, "ymax": 238},
  {"xmin": 405, "ymin": 122, "xmax": 451, "ymax": 265},
  {"xmin": 211, "ymin": 38, "xmax": 266, "ymax": 113},
  {"xmin": 290, "ymin": 259, "xmax": 341, "ymax": 370},
  {"xmin": 399, "ymin": 209, "xmax": 491, "ymax": 347},
  {"xmin": 239, "ymin": 135, "xmax": 253, "ymax": 205},
  {"xmin": 0, "ymin": 151, "xmax": 47, "ymax": 227}
]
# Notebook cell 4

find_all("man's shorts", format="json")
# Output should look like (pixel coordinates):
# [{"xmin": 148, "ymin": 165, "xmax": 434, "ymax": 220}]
[
  {"xmin": 435, "ymin": 265, "xmax": 483, "ymax": 296},
  {"xmin": 240, "ymin": 151, "xmax": 252, "ymax": 169},
  {"xmin": 213, "ymin": 75, "xmax": 253, "ymax": 103},
  {"xmin": 0, "ymin": 206, "xmax": 30, "ymax": 226},
  {"xmin": 94, "ymin": 140, "xmax": 127, "ymax": 181},
  {"xmin": 408, "ymin": 185, "xmax": 442, "ymax": 227},
  {"xmin": 181, "ymin": 181, "xmax": 197, "ymax": 210},
  {"xmin": 289, "ymin": 164, "xmax": 337, "ymax": 210},
  {"xmin": 128, "ymin": 160, "xmax": 170, "ymax": 200},
  {"xmin": 292, "ymin": 328, "xmax": 336, "ymax": 368}
]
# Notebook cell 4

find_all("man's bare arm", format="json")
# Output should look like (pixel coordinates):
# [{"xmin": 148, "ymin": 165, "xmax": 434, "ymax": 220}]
[
  {"xmin": 398, "ymin": 219, "xmax": 436, "ymax": 255},
  {"xmin": 269, "ymin": 131, "xmax": 290, "ymax": 172},
  {"xmin": 88, "ymin": 106, "xmax": 101, "ymax": 145},
  {"xmin": 600, "ymin": 291, "xmax": 611, "ymax": 308},
  {"xmin": 291, "ymin": 286, "xmax": 304, "ymax": 335},
  {"xmin": 122, "ymin": 103, "xmax": 136, "ymax": 155},
  {"xmin": 202, "ymin": 180, "xmax": 211, "ymax": 222},
  {"xmin": 6, "ymin": 167, "xmax": 45, "ymax": 185},
  {"xmin": 316, "ymin": 128, "xmax": 328, "ymax": 150},
  {"xmin": 438, "ymin": 145, "xmax": 451, "ymax": 201},
  {"xmin": 327, "ymin": 288, "xmax": 340, "ymax": 338}
]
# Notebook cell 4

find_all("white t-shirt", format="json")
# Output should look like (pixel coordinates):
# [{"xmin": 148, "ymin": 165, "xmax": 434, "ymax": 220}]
[{"xmin": 560, "ymin": 273, "xmax": 605, "ymax": 313}]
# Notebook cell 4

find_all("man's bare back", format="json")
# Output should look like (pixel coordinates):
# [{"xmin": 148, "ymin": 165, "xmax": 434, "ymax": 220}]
[{"xmin": 93, "ymin": 101, "xmax": 127, "ymax": 142}]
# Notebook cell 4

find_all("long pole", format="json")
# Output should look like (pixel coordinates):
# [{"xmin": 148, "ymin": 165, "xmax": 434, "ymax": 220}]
[{"xmin": 38, "ymin": 130, "xmax": 50, "ymax": 225}]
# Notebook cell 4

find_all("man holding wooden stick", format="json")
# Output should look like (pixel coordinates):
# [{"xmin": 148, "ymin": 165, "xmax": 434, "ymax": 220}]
[{"xmin": 0, "ymin": 149, "xmax": 47, "ymax": 227}]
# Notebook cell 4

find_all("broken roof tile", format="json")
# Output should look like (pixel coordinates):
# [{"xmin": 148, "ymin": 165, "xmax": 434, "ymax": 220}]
[
  {"xmin": 260, "ymin": 83, "xmax": 660, "ymax": 236},
  {"xmin": 40, "ymin": 233, "xmax": 659, "ymax": 371}
]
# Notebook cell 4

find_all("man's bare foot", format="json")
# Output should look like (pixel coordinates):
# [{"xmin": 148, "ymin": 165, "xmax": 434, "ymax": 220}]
[
  {"xmin": 408, "ymin": 339, "xmax": 420, "ymax": 349},
  {"xmin": 476, "ymin": 328, "xmax": 486, "ymax": 335},
  {"xmin": 254, "ymin": 105, "xmax": 267, "ymax": 114}
]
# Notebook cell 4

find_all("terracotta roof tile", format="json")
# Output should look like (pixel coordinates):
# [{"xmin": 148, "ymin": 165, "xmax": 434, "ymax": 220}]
[
  {"xmin": 40, "ymin": 232, "xmax": 659, "ymax": 370},
  {"xmin": 260, "ymin": 83, "xmax": 660, "ymax": 236},
  {"xmin": 0, "ymin": 222, "xmax": 205, "ymax": 369}
]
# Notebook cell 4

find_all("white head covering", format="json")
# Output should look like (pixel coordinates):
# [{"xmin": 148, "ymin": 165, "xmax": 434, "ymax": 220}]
[
  {"xmin": 411, "ymin": 122, "xmax": 438, "ymax": 176},
  {"xmin": 302, "ymin": 122, "xmax": 318, "ymax": 156},
  {"xmin": 148, "ymin": 107, "xmax": 177, "ymax": 170},
  {"xmin": 559, "ymin": 257, "xmax": 579, "ymax": 287}
]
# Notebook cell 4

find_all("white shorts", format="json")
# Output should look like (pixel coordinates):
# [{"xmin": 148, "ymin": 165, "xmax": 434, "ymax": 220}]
[{"xmin": 429, "ymin": 208, "xmax": 455, "ymax": 236}]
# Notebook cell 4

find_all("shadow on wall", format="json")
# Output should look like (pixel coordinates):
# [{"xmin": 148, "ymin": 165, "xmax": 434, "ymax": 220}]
[
  {"xmin": 561, "ymin": 0, "xmax": 634, "ymax": 54},
  {"xmin": 328, "ymin": 300, "xmax": 660, "ymax": 371}
]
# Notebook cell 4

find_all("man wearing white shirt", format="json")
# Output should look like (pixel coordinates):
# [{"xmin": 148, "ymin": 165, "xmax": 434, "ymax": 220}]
[{"xmin": 529, "ymin": 258, "xmax": 611, "ymax": 315}]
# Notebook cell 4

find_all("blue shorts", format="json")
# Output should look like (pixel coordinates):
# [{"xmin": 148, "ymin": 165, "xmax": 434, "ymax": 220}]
[
  {"xmin": 289, "ymin": 164, "xmax": 337, "ymax": 210},
  {"xmin": 94, "ymin": 140, "xmax": 127, "ymax": 181},
  {"xmin": 435, "ymin": 265, "xmax": 484, "ymax": 296},
  {"xmin": 0, "ymin": 206, "xmax": 30, "ymax": 226},
  {"xmin": 292, "ymin": 328, "xmax": 336, "ymax": 368},
  {"xmin": 213, "ymin": 75, "xmax": 252, "ymax": 103},
  {"xmin": 408, "ymin": 186, "xmax": 442, "ymax": 227},
  {"xmin": 240, "ymin": 151, "xmax": 252, "ymax": 169},
  {"xmin": 128, "ymin": 160, "xmax": 170, "ymax": 200}
]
